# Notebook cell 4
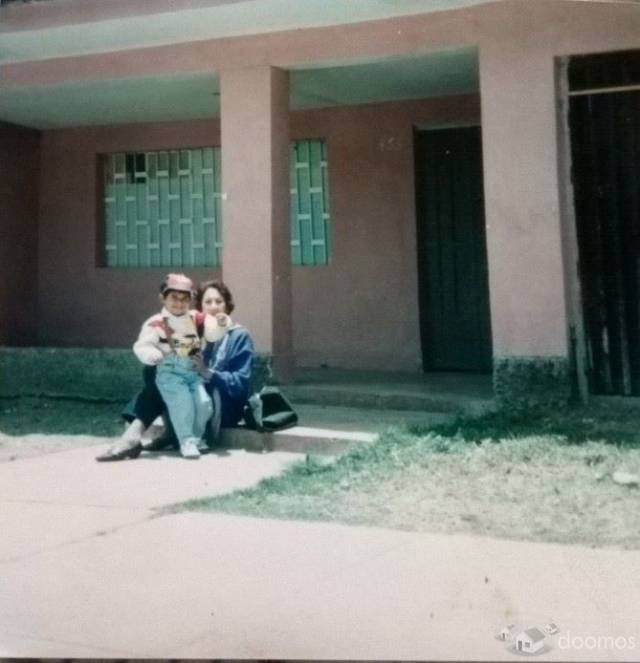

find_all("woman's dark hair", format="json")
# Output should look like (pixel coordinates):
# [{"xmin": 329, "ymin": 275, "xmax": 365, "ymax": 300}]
[{"xmin": 197, "ymin": 279, "xmax": 235, "ymax": 314}]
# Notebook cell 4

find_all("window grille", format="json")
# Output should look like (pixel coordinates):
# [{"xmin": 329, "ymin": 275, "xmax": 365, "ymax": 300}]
[
  {"xmin": 103, "ymin": 140, "xmax": 330, "ymax": 267},
  {"xmin": 103, "ymin": 147, "xmax": 222, "ymax": 267},
  {"xmin": 290, "ymin": 139, "xmax": 331, "ymax": 265}
]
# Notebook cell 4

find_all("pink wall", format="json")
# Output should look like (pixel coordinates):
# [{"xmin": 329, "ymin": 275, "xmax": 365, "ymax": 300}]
[
  {"xmin": 36, "ymin": 95, "xmax": 479, "ymax": 370},
  {"xmin": 475, "ymin": 0, "xmax": 640, "ymax": 359},
  {"xmin": 290, "ymin": 96, "xmax": 480, "ymax": 370},
  {"xmin": 38, "ymin": 120, "xmax": 222, "ymax": 349},
  {"xmin": 0, "ymin": 122, "xmax": 40, "ymax": 345},
  {"xmin": 8, "ymin": 0, "xmax": 640, "ymax": 375}
]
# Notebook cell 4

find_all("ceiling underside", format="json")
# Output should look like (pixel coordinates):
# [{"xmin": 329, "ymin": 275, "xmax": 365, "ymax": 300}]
[
  {"xmin": 0, "ymin": 1, "xmax": 488, "ymax": 129},
  {"xmin": 0, "ymin": 47, "xmax": 479, "ymax": 129}
]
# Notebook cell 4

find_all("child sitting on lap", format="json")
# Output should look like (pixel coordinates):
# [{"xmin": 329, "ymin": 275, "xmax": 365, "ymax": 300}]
[{"xmin": 134, "ymin": 273, "xmax": 230, "ymax": 459}]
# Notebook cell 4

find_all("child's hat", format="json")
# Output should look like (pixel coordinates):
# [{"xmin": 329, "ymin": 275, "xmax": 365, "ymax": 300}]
[{"xmin": 161, "ymin": 273, "xmax": 194, "ymax": 295}]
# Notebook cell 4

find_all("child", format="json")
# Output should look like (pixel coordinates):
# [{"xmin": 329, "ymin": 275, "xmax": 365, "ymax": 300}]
[{"xmin": 133, "ymin": 273, "xmax": 230, "ymax": 459}]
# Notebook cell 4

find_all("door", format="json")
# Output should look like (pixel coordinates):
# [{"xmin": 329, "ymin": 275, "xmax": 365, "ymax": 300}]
[
  {"xmin": 570, "ymin": 89, "xmax": 640, "ymax": 395},
  {"xmin": 414, "ymin": 127, "xmax": 492, "ymax": 372}
]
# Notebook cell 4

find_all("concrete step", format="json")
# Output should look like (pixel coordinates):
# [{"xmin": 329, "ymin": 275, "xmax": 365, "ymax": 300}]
[
  {"xmin": 282, "ymin": 384, "xmax": 493, "ymax": 415},
  {"xmin": 219, "ymin": 403, "xmax": 458, "ymax": 456},
  {"xmin": 292, "ymin": 403, "xmax": 456, "ymax": 431},
  {"xmin": 284, "ymin": 368, "xmax": 494, "ymax": 416},
  {"xmin": 221, "ymin": 425, "xmax": 376, "ymax": 456}
]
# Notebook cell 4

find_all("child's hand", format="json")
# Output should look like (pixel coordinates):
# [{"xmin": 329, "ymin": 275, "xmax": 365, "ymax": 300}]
[{"xmin": 147, "ymin": 349, "xmax": 164, "ymax": 365}]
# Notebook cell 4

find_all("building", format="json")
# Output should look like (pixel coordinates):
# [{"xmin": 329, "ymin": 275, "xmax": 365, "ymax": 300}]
[
  {"xmin": 2, "ymin": 0, "xmax": 639, "ymax": 402},
  {"xmin": 498, "ymin": 623, "xmax": 516, "ymax": 641},
  {"xmin": 515, "ymin": 627, "xmax": 546, "ymax": 654}
]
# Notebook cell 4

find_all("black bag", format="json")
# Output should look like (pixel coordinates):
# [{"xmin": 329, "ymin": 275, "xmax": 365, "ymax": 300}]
[{"xmin": 243, "ymin": 386, "xmax": 298, "ymax": 432}]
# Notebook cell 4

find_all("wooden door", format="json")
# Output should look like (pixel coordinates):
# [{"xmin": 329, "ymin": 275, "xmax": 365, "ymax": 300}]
[
  {"xmin": 414, "ymin": 127, "xmax": 492, "ymax": 372},
  {"xmin": 570, "ymin": 90, "xmax": 640, "ymax": 395}
]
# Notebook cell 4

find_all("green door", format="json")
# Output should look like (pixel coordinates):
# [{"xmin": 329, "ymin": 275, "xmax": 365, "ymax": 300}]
[{"xmin": 414, "ymin": 127, "xmax": 492, "ymax": 372}]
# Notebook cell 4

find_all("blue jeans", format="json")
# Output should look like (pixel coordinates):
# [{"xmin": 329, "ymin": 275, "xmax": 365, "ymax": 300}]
[{"xmin": 155, "ymin": 355, "xmax": 213, "ymax": 446}]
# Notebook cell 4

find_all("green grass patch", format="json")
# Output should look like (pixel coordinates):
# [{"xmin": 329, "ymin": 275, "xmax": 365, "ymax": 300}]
[
  {"xmin": 422, "ymin": 402, "xmax": 640, "ymax": 446},
  {"xmin": 0, "ymin": 347, "xmax": 142, "ymax": 400},
  {"xmin": 0, "ymin": 347, "xmax": 272, "ymax": 400},
  {"xmin": 177, "ymin": 404, "xmax": 640, "ymax": 549},
  {"xmin": 0, "ymin": 396, "xmax": 123, "ymax": 436}
]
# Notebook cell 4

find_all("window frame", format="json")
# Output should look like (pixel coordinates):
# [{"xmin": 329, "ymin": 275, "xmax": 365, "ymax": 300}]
[{"xmin": 99, "ymin": 146, "xmax": 222, "ymax": 269}]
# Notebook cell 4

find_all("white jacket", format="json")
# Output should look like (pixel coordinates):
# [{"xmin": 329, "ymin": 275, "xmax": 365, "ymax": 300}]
[{"xmin": 133, "ymin": 307, "xmax": 231, "ymax": 365}]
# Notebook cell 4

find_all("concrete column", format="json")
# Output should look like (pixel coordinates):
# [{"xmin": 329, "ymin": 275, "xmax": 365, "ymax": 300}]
[
  {"xmin": 480, "ymin": 45, "xmax": 571, "ymax": 405},
  {"xmin": 219, "ymin": 66, "xmax": 292, "ymax": 380}
]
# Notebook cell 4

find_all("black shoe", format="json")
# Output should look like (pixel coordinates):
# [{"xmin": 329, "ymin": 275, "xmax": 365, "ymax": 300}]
[{"xmin": 95, "ymin": 442, "xmax": 143, "ymax": 462}]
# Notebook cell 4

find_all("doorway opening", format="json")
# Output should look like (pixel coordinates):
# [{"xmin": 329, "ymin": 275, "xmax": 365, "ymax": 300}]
[{"xmin": 414, "ymin": 126, "xmax": 492, "ymax": 372}]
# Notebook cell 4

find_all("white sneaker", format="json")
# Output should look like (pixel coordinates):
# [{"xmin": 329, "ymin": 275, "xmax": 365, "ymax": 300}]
[{"xmin": 180, "ymin": 438, "xmax": 201, "ymax": 459}]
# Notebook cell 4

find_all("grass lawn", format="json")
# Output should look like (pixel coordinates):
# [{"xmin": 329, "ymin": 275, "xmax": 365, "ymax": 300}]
[
  {"xmin": 180, "ymin": 404, "xmax": 640, "ymax": 550},
  {"xmin": 3, "ymin": 396, "xmax": 640, "ymax": 548},
  {"xmin": 0, "ymin": 396, "xmax": 124, "ymax": 437}
]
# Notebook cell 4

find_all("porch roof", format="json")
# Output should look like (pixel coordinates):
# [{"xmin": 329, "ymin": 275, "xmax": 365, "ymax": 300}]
[
  {"xmin": 2, "ymin": 0, "xmax": 627, "ymax": 130},
  {"xmin": 0, "ymin": 0, "xmax": 492, "ymax": 65},
  {"xmin": 0, "ymin": 0, "xmax": 490, "ymax": 129}
]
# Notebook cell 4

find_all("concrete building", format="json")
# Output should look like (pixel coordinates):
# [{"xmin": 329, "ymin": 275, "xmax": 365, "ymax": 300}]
[{"xmin": 2, "ymin": 0, "xmax": 639, "ymax": 402}]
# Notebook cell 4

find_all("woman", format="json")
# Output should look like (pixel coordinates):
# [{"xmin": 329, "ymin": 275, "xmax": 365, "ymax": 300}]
[{"xmin": 96, "ymin": 280, "xmax": 255, "ymax": 461}]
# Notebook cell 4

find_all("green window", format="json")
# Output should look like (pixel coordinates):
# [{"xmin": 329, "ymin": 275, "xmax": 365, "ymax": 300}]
[
  {"xmin": 290, "ymin": 139, "xmax": 331, "ymax": 265},
  {"xmin": 103, "ymin": 140, "xmax": 330, "ymax": 267},
  {"xmin": 103, "ymin": 147, "xmax": 222, "ymax": 267}
]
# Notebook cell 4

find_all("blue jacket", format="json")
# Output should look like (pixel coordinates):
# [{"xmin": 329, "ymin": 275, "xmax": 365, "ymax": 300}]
[{"xmin": 202, "ymin": 324, "xmax": 255, "ymax": 427}]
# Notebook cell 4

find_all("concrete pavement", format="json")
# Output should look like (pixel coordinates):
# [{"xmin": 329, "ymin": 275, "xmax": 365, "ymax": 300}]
[{"xmin": 1, "ymin": 441, "xmax": 640, "ymax": 660}]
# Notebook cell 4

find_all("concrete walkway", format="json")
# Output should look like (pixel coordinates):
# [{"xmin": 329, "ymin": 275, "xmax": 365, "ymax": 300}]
[{"xmin": 1, "ymin": 442, "xmax": 639, "ymax": 660}]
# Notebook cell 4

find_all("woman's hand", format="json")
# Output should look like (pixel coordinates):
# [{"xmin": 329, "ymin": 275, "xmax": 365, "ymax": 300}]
[
  {"xmin": 204, "ymin": 313, "xmax": 231, "ymax": 343},
  {"xmin": 192, "ymin": 353, "xmax": 213, "ymax": 380},
  {"xmin": 216, "ymin": 313, "xmax": 231, "ymax": 328}
]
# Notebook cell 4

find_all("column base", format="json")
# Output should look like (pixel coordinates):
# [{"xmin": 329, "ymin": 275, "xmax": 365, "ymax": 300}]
[
  {"xmin": 271, "ymin": 351, "xmax": 294, "ymax": 385},
  {"xmin": 252, "ymin": 352, "xmax": 294, "ymax": 391},
  {"xmin": 251, "ymin": 353, "xmax": 273, "ymax": 392},
  {"xmin": 493, "ymin": 356, "xmax": 572, "ymax": 409}
]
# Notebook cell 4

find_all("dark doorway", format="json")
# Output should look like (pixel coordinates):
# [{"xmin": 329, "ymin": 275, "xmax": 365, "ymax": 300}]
[
  {"xmin": 414, "ymin": 126, "xmax": 492, "ymax": 372},
  {"xmin": 569, "ymin": 51, "xmax": 640, "ymax": 395}
]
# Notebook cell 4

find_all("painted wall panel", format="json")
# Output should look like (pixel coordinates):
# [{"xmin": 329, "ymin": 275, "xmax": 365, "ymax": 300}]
[
  {"xmin": 37, "ymin": 120, "xmax": 223, "ymax": 350},
  {"xmin": 35, "ymin": 96, "xmax": 479, "ymax": 370}
]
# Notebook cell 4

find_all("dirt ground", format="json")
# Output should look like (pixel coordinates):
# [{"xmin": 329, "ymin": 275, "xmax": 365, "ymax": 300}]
[
  {"xmin": 0, "ymin": 404, "xmax": 164, "ymax": 462},
  {"xmin": 0, "ymin": 432, "xmax": 113, "ymax": 462}
]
